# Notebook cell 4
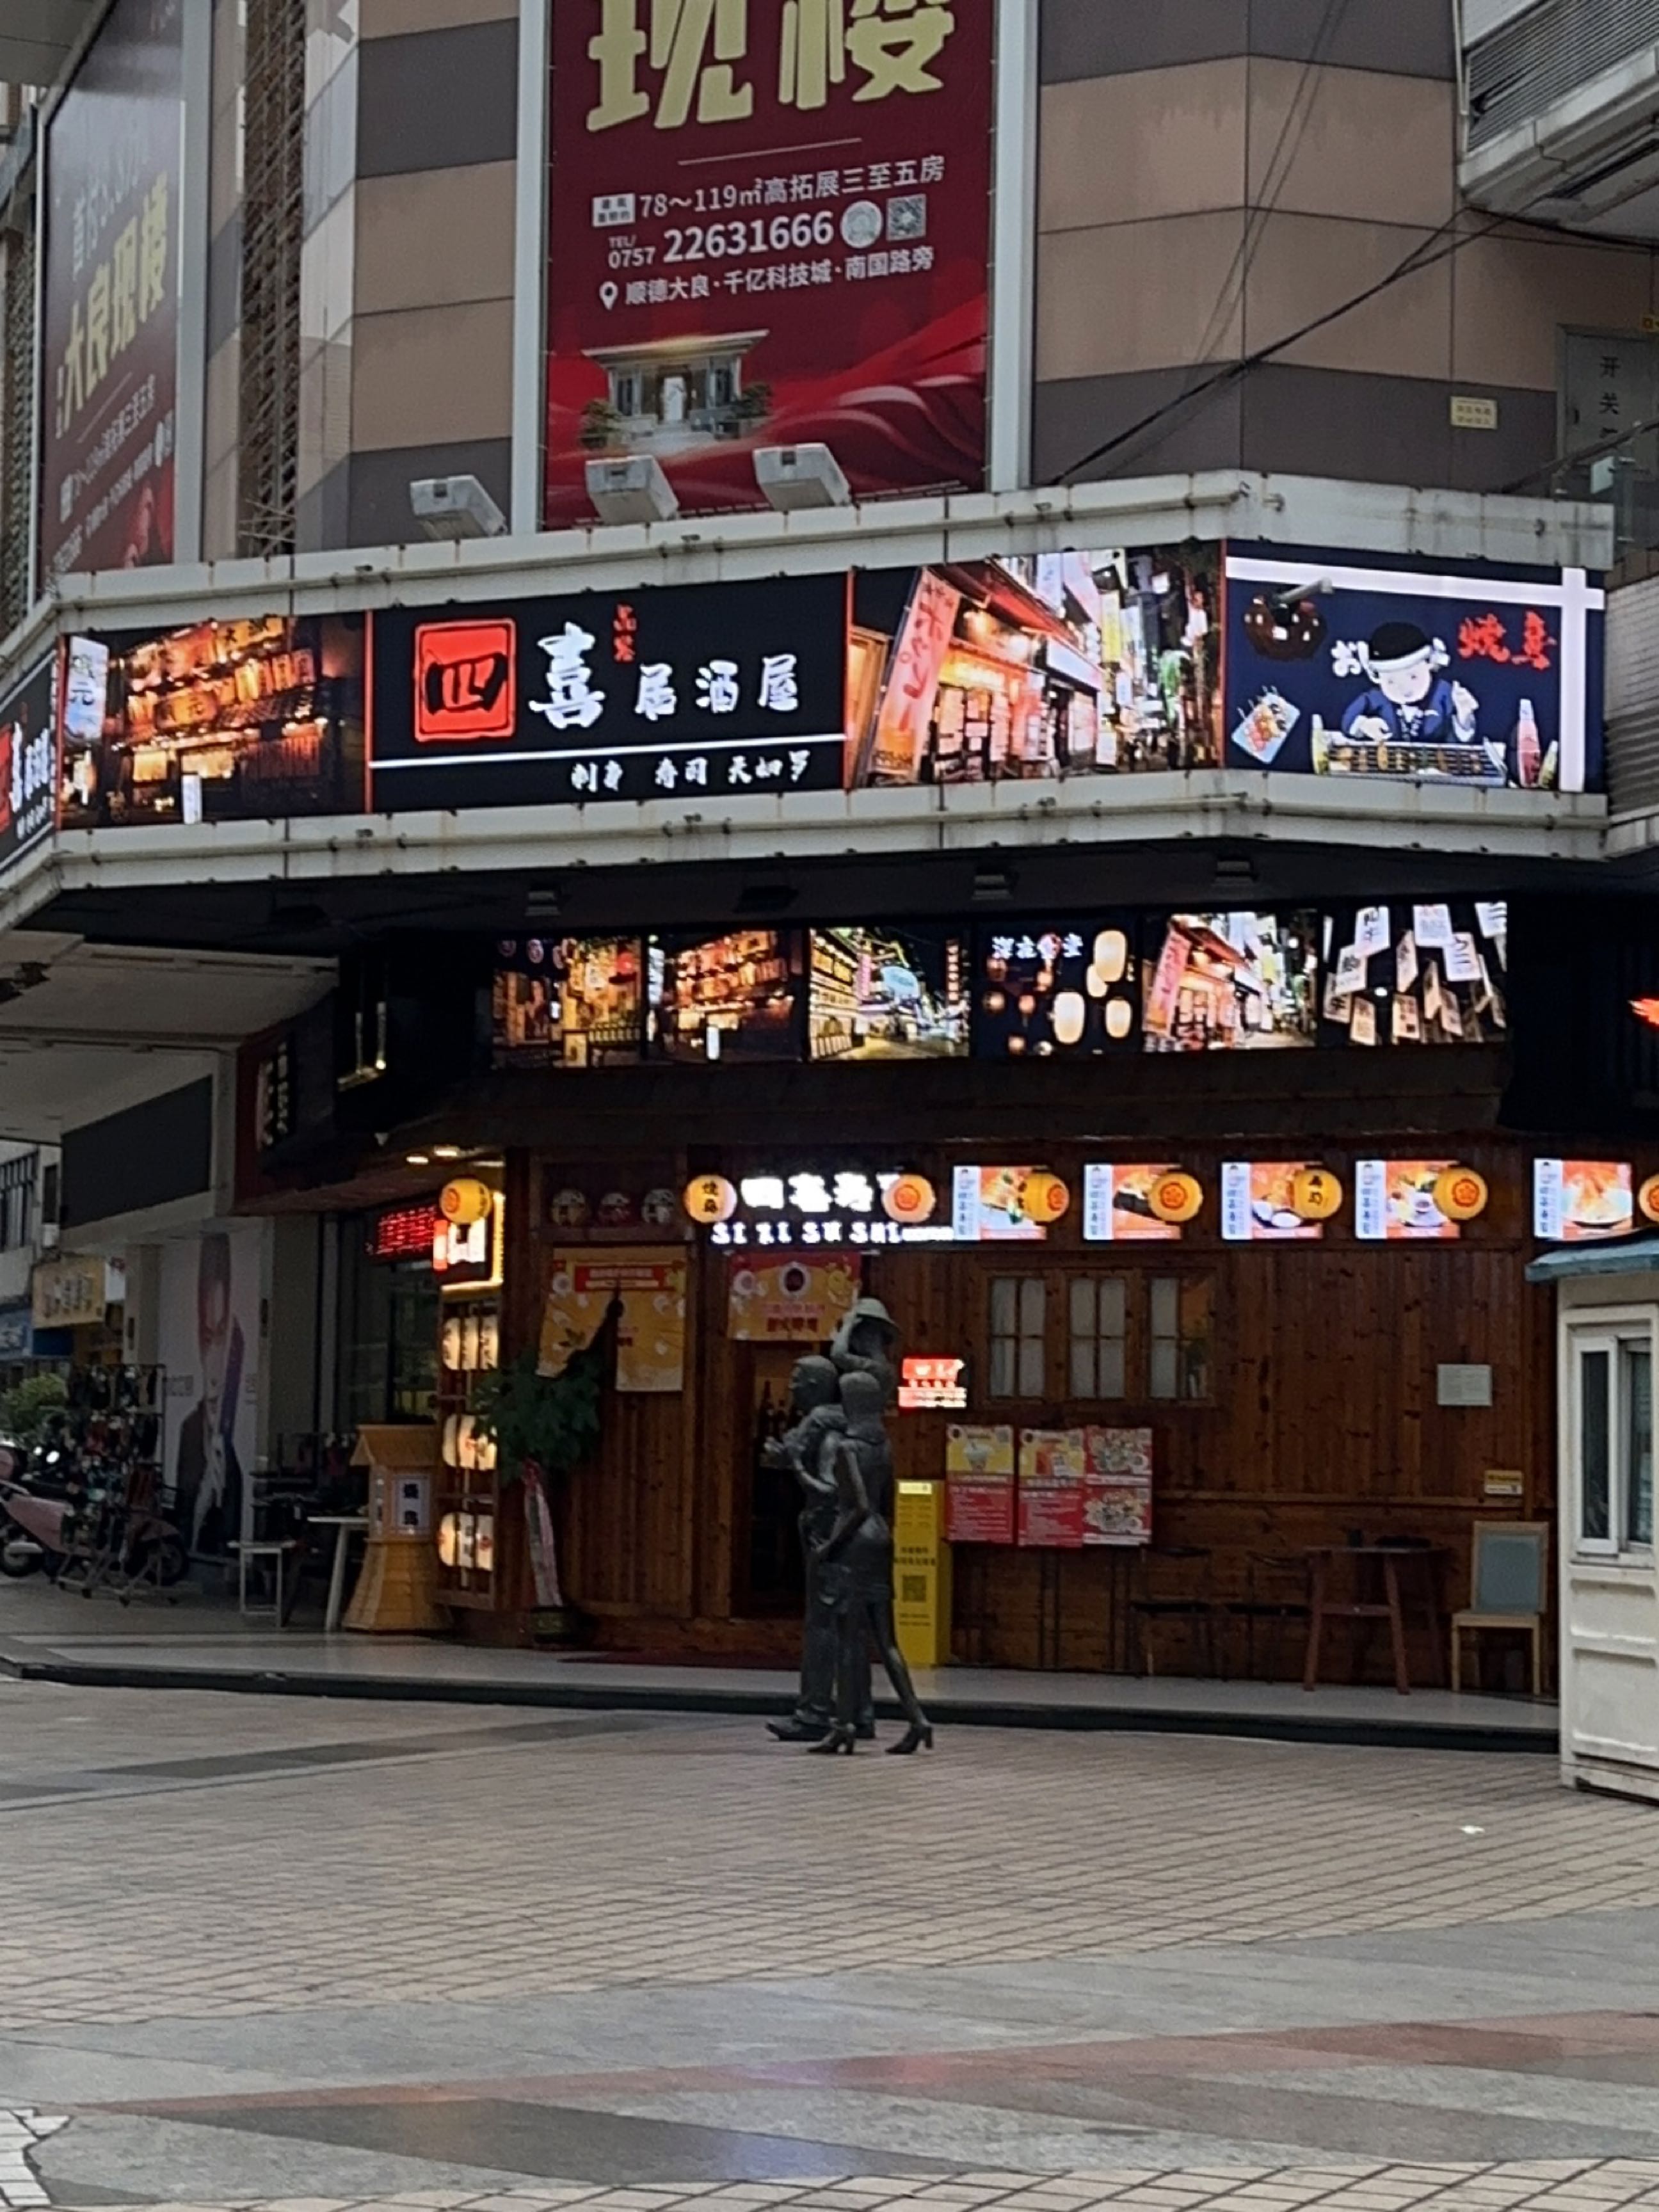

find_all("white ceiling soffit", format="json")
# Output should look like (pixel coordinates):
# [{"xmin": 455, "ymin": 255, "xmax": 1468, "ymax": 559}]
[
  {"xmin": 0, "ymin": 0, "xmax": 95, "ymax": 89},
  {"xmin": 0, "ymin": 934, "xmax": 333, "ymax": 1142}
]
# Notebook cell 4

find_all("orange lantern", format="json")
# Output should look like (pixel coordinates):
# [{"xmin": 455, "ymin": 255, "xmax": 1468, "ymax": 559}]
[
  {"xmin": 439, "ymin": 1176, "xmax": 493, "ymax": 1226},
  {"xmin": 1148, "ymin": 1171, "xmax": 1204, "ymax": 1226},
  {"xmin": 1022, "ymin": 1170, "xmax": 1071, "ymax": 1226},
  {"xmin": 883, "ymin": 1173, "xmax": 937, "ymax": 1226},
  {"xmin": 1436, "ymin": 1167, "xmax": 1491, "ymax": 1224},
  {"xmin": 682, "ymin": 1174, "xmax": 738, "ymax": 1225},
  {"xmin": 1290, "ymin": 1166, "xmax": 1343, "ymax": 1222}
]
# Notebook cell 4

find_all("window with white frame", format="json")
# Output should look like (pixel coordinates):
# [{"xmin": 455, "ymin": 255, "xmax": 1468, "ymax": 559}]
[{"xmin": 1573, "ymin": 1326, "xmax": 1655, "ymax": 1555}]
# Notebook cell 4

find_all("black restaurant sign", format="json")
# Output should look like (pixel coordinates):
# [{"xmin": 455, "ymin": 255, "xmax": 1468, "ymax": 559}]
[{"xmin": 369, "ymin": 574, "xmax": 848, "ymax": 811}]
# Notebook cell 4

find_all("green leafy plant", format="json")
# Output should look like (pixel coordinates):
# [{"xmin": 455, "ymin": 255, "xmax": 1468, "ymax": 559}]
[
  {"xmin": 579, "ymin": 397, "xmax": 624, "ymax": 452},
  {"xmin": 473, "ymin": 1348, "xmax": 603, "ymax": 1487},
  {"xmin": 0, "ymin": 1371, "xmax": 67, "ymax": 1443}
]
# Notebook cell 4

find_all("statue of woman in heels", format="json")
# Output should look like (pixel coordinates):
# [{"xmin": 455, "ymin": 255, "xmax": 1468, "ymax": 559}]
[{"xmin": 808, "ymin": 1370, "xmax": 933, "ymax": 1757}]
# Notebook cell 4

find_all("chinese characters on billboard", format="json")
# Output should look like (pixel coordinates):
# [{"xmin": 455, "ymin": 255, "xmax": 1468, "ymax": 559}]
[
  {"xmin": 849, "ymin": 548, "xmax": 1221, "ymax": 787},
  {"xmin": 546, "ymin": 0, "xmax": 994, "ymax": 525},
  {"xmin": 0, "ymin": 657, "xmax": 59, "ymax": 879},
  {"xmin": 39, "ymin": 0, "xmax": 184, "ymax": 586},
  {"xmin": 59, "ymin": 616, "xmax": 365, "ymax": 828},
  {"xmin": 1226, "ymin": 547, "xmax": 1605, "ymax": 792},
  {"xmin": 648, "ymin": 930, "xmax": 805, "ymax": 1062},
  {"xmin": 369, "ymin": 577, "xmax": 847, "ymax": 810}
]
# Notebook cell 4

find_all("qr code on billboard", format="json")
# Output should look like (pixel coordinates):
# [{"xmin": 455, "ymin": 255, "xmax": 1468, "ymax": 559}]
[
  {"xmin": 887, "ymin": 195, "xmax": 927, "ymax": 242},
  {"xmin": 901, "ymin": 1575, "xmax": 928, "ymax": 1604}
]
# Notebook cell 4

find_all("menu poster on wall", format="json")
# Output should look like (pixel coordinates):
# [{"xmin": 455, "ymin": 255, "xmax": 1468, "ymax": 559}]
[
  {"xmin": 1082, "ymin": 1427, "xmax": 1154, "ymax": 1546},
  {"xmin": 1224, "ymin": 544, "xmax": 1605, "ymax": 793},
  {"xmin": 1533, "ymin": 1159, "xmax": 1635, "ymax": 1244},
  {"xmin": 1320, "ymin": 901, "xmax": 1507, "ymax": 1047},
  {"xmin": 60, "ymin": 615, "xmax": 365, "ymax": 829},
  {"xmin": 545, "ymin": 0, "xmax": 995, "ymax": 527},
  {"xmin": 945, "ymin": 1422, "xmax": 1016, "ymax": 1544},
  {"xmin": 1083, "ymin": 1164, "xmax": 1185, "ymax": 1243},
  {"xmin": 974, "ymin": 920, "xmax": 1140, "ymax": 1058},
  {"xmin": 0, "ymin": 656, "xmax": 59, "ymax": 879},
  {"xmin": 1221, "ymin": 1162, "xmax": 1327, "ymax": 1243},
  {"xmin": 540, "ymin": 1251, "xmax": 687, "ymax": 1392},
  {"xmin": 847, "ymin": 546, "xmax": 1222, "ymax": 788},
  {"xmin": 369, "ymin": 577, "xmax": 848, "ymax": 812},
  {"xmin": 649, "ymin": 931, "xmax": 805, "ymax": 1062},
  {"xmin": 1016, "ymin": 1429, "xmax": 1087, "ymax": 1548},
  {"xmin": 1356, "ymin": 1160, "xmax": 1459, "ymax": 1242},
  {"xmin": 808, "ymin": 926, "xmax": 968, "ymax": 1061},
  {"xmin": 952, "ymin": 1165, "xmax": 1059, "ymax": 1243},
  {"xmin": 1142, "ymin": 911, "xmax": 1318, "ymax": 1052},
  {"xmin": 493, "ymin": 936, "xmax": 645, "ymax": 1068},
  {"xmin": 728, "ymin": 1256, "xmax": 860, "ymax": 1343}
]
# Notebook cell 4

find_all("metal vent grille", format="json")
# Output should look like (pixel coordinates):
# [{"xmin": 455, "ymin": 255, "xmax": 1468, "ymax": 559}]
[
  {"xmin": 237, "ymin": 0, "xmax": 305, "ymax": 559},
  {"xmin": 1607, "ymin": 575, "xmax": 1659, "ymax": 814},
  {"xmin": 0, "ymin": 221, "xmax": 35, "ymax": 637},
  {"xmin": 1467, "ymin": 0, "xmax": 1659, "ymax": 150}
]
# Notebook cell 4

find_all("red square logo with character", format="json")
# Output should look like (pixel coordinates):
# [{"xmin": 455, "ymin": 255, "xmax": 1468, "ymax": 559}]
[{"xmin": 413, "ymin": 620, "xmax": 517, "ymax": 742}]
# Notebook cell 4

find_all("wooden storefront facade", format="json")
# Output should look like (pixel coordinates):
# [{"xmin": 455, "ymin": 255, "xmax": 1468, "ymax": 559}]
[{"xmin": 458, "ymin": 1045, "xmax": 1597, "ymax": 1687}]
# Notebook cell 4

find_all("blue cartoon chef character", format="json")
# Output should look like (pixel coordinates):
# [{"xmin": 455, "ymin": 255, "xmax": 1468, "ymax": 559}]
[{"xmin": 1340, "ymin": 621, "xmax": 1479, "ymax": 748}]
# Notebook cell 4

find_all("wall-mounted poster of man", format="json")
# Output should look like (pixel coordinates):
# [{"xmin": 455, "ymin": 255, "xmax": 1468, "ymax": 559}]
[{"xmin": 161, "ymin": 1227, "xmax": 260, "ymax": 1555}]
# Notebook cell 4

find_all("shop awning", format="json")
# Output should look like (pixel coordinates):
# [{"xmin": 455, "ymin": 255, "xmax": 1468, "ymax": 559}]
[{"xmin": 1527, "ymin": 1237, "xmax": 1659, "ymax": 1283}]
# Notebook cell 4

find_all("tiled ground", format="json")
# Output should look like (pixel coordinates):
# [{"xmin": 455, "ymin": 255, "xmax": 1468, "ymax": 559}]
[
  {"xmin": 0, "ymin": 1684, "xmax": 1650, "ymax": 2030},
  {"xmin": 3, "ymin": 1666, "xmax": 1659, "ymax": 2201},
  {"xmin": 24, "ymin": 2164, "xmax": 1659, "ymax": 2212}
]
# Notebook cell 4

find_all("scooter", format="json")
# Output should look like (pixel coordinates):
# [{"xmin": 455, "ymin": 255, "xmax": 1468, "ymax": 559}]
[{"xmin": 0, "ymin": 1472, "xmax": 67, "ymax": 1577}]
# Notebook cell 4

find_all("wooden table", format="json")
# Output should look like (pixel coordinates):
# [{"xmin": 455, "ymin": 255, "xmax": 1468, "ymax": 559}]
[{"xmin": 1302, "ymin": 1544, "xmax": 1448, "ymax": 1696}]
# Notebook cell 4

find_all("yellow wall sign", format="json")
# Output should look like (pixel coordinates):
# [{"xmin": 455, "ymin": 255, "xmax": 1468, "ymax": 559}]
[
  {"xmin": 1022, "ymin": 1170, "xmax": 1071, "ymax": 1226},
  {"xmin": 1438, "ymin": 1167, "xmax": 1491, "ymax": 1224},
  {"xmin": 682, "ymin": 1173, "xmax": 738, "ymax": 1224},
  {"xmin": 893, "ymin": 1479, "xmax": 951, "ymax": 1671},
  {"xmin": 1148, "ymin": 1171, "xmax": 1204, "ymax": 1225},
  {"xmin": 1290, "ymin": 1167, "xmax": 1343, "ymax": 1222},
  {"xmin": 439, "ymin": 1176, "xmax": 493, "ymax": 1226}
]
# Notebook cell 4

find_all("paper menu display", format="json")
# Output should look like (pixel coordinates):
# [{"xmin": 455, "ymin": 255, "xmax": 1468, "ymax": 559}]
[
  {"xmin": 1355, "ymin": 1160, "xmax": 1459, "ymax": 1243},
  {"xmin": 1354, "ymin": 906, "xmax": 1391, "ymax": 957},
  {"xmin": 1221, "ymin": 1160, "xmax": 1325, "ymax": 1242},
  {"xmin": 1014, "ymin": 1427, "xmax": 1154, "ymax": 1550},
  {"xmin": 1413, "ymin": 904, "xmax": 1454, "ymax": 950},
  {"xmin": 1443, "ymin": 933, "xmax": 1482, "ymax": 984},
  {"xmin": 1534, "ymin": 1159, "xmax": 1635, "ymax": 1243},
  {"xmin": 1082, "ymin": 1162, "xmax": 1183, "ymax": 1242},
  {"xmin": 1081, "ymin": 1425, "xmax": 1153, "ymax": 1547},
  {"xmin": 945, "ymin": 1425, "xmax": 1016, "ymax": 1546}
]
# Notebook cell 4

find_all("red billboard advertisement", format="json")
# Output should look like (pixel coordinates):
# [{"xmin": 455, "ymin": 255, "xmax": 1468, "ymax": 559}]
[
  {"xmin": 38, "ymin": 0, "xmax": 184, "ymax": 586},
  {"xmin": 546, "ymin": 0, "xmax": 994, "ymax": 527}
]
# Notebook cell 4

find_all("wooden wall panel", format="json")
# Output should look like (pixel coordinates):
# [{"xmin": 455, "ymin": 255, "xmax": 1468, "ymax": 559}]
[{"xmin": 506, "ymin": 1123, "xmax": 1600, "ymax": 1681}]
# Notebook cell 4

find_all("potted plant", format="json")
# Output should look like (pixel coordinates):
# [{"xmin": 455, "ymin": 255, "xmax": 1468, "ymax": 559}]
[{"xmin": 473, "ymin": 1333, "xmax": 606, "ymax": 1645}]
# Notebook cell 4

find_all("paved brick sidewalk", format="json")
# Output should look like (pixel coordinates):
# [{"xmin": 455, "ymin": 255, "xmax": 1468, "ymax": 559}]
[
  {"xmin": 0, "ymin": 1692, "xmax": 1654, "ymax": 2030},
  {"xmin": 49, "ymin": 2159, "xmax": 1659, "ymax": 2212}
]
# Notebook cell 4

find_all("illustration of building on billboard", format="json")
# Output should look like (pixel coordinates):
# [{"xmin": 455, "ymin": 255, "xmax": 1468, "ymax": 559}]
[{"xmin": 581, "ymin": 332, "xmax": 771, "ymax": 454}]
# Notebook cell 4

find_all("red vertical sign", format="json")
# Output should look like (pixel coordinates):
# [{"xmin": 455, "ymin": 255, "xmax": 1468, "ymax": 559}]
[{"xmin": 547, "ymin": 0, "xmax": 994, "ymax": 527}]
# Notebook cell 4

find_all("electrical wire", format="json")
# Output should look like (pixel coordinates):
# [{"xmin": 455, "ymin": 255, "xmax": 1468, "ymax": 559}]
[{"xmin": 1060, "ymin": 210, "xmax": 1510, "ymax": 484}]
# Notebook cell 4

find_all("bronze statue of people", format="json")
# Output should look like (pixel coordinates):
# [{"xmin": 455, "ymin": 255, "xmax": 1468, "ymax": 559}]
[
  {"xmin": 830, "ymin": 1297, "xmax": 901, "ymax": 1407},
  {"xmin": 808, "ymin": 1369, "xmax": 933, "ymax": 1756},
  {"xmin": 764, "ymin": 1355, "xmax": 872, "ymax": 1742}
]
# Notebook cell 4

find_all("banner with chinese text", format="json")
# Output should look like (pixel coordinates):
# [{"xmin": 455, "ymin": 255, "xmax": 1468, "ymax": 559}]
[
  {"xmin": 540, "ymin": 1251, "xmax": 688, "ymax": 1392},
  {"xmin": 369, "ymin": 575, "xmax": 847, "ymax": 809},
  {"xmin": 39, "ymin": 0, "xmax": 184, "ymax": 586},
  {"xmin": 0, "ymin": 656, "xmax": 59, "ymax": 880},
  {"xmin": 1225, "ymin": 545, "xmax": 1604, "ymax": 793},
  {"xmin": 546, "ymin": 0, "xmax": 995, "ymax": 526}
]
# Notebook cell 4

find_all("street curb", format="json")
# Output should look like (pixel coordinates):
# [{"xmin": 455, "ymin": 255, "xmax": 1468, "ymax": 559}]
[{"xmin": 9, "ymin": 1656, "xmax": 1559, "ymax": 1754}]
